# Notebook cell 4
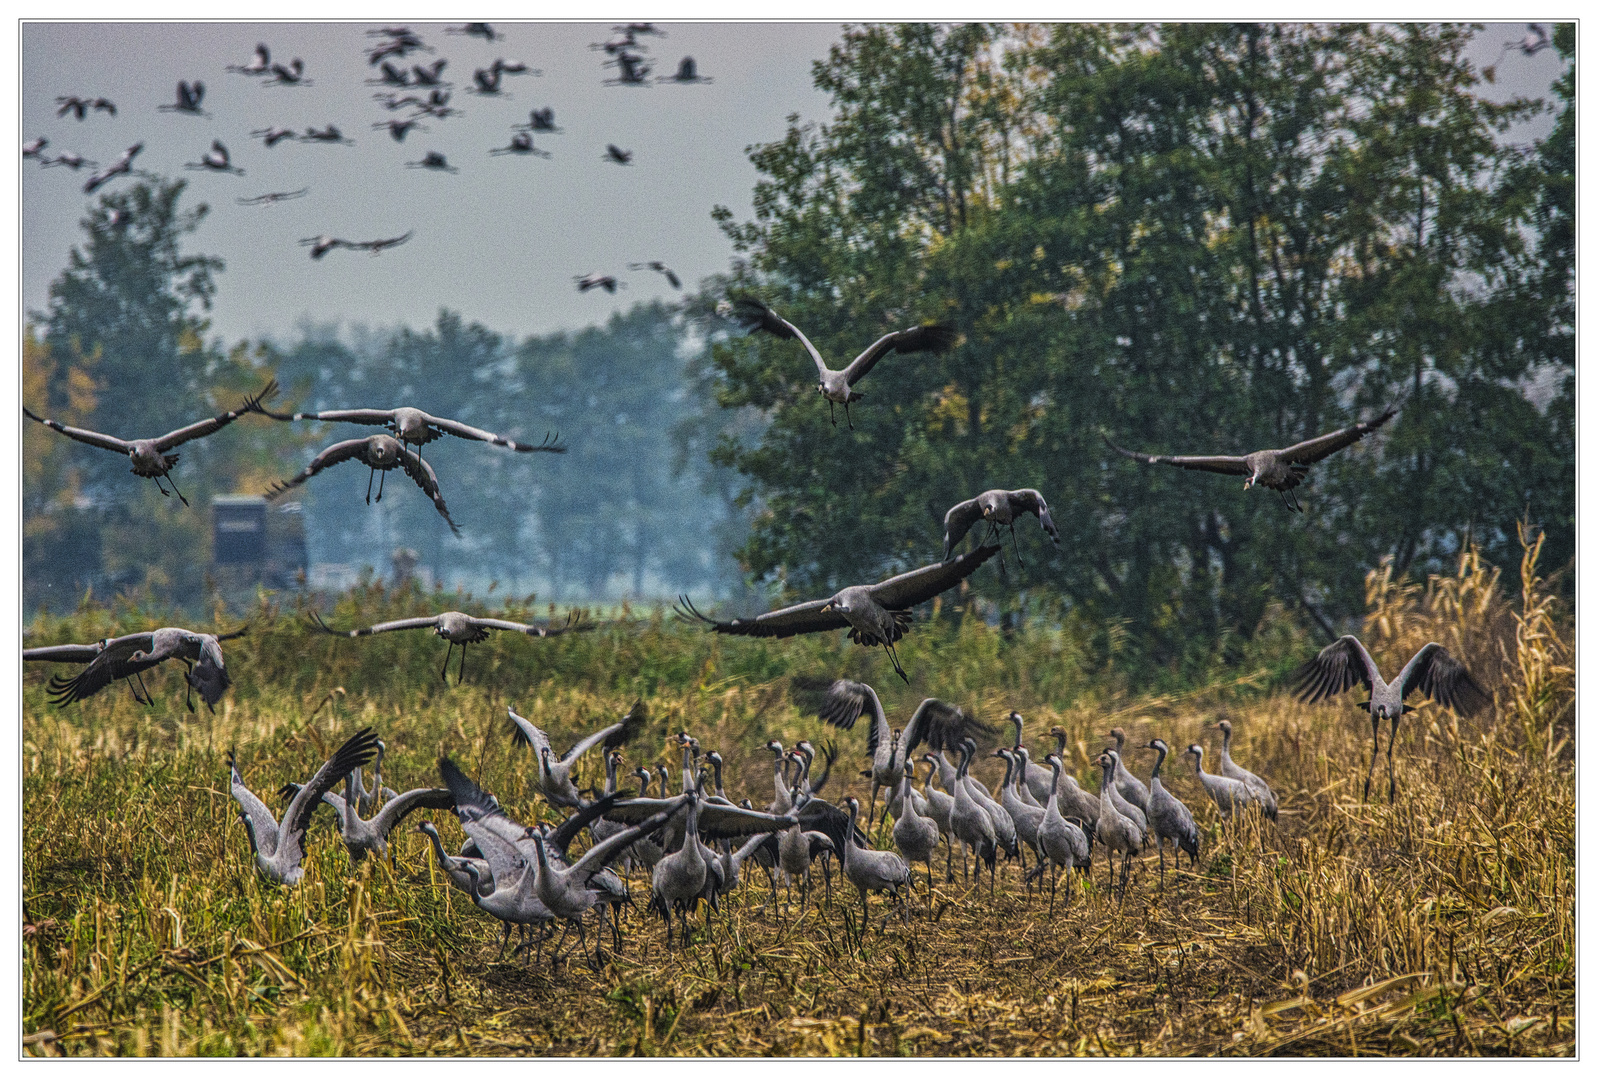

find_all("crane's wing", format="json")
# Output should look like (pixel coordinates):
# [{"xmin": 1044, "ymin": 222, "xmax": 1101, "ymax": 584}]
[
  {"xmin": 1276, "ymin": 407, "xmax": 1398, "ymax": 465},
  {"xmin": 869, "ymin": 544, "xmax": 1000, "ymax": 610},
  {"xmin": 732, "ymin": 297, "xmax": 830, "ymax": 379},
  {"xmin": 697, "ymin": 803, "xmax": 798, "ymax": 841},
  {"xmin": 941, "ymin": 497, "xmax": 984, "ymax": 562},
  {"xmin": 902, "ymin": 697, "xmax": 993, "ymax": 754},
  {"xmin": 841, "ymin": 323, "xmax": 957, "ymax": 386},
  {"xmin": 567, "ymin": 805, "xmax": 682, "ymax": 879},
  {"xmin": 228, "ymin": 749, "xmax": 280, "ymax": 853},
  {"xmin": 1103, "ymin": 434, "xmax": 1251, "ymax": 476},
  {"xmin": 674, "ymin": 594, "xmax": 848, "ymax": 639},
  {"xmin": 470, "ymin": 614, "xmax": 591, "ymax": 637},
  {"xmin": 370, "ymin": 787, "xmax": 457, "ymax": 838},
  {"xmin": 266, "ymin": 438, "xmax": 372, "ymax": 497},
  {"xmin": 397, "ymin": 447, "xmax": 463, "ymax": 536},
  {"xmin": 437, "ymin": 756, "xmax": 531, "ymax": 867},
  {"xmin": 22, "ymin": 408, "xmax": 130, "ymax": 454},
  {"xmin": 259, "ymin": 407, "xmax": 396, "ymax": 425},
  {"xmin": 310, "ymin": 612, "xmax": 438, "ymax": 637},
  {"xmin": 598, "ymin": 794, "xmax": 690, "ymax": 825},
  {"xmin": 278, "ymin": 728, "xmax": 381, "ymax": 866},
  {"xmin": 1009, "ymin": 489, "xmax": 1060, "ymax": 545},
  {"xmin": 154, "ymin": 380, "xmax": 279, "ymax": 450},
  {"xmin": 24, "ymin": 642, "xmax": 106, "ymax": 664},
  {"xmin": 1398, "ymin": 643, "xmax": 1492, "ymax": 717},
  {"xmin": 1291, "ymin": 635, "xmax": 1380, "ymax": 703},
  {"xmin": 815, "ymin": 679, "xmax": 887, "ymax": 754},
  {"xmin": 505, "ymin": 707, "xmax": 553, "ymax": 759},
  {"xmin": 561, "ymin": 699, "xmax": 647, "ymax": 765},
  {"xmin": 545, "ymin": 792, "xmax": 625, "ymax": 857},
  {"xmin": 421, "ymin": 414, "xmax": 565, "ymax": 453},
  {"xmin": 807, "ymin": 739, "xmax": 840, "ymax": 797},
  {"xmin": 46, "ymin": 633, "xmax": 160, "ymax": 706}
]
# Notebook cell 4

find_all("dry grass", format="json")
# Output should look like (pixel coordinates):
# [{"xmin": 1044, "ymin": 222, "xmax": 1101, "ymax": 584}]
[{"xmin": 22, "ymin": 534, "xmax": 1573, "ymax": 1056}]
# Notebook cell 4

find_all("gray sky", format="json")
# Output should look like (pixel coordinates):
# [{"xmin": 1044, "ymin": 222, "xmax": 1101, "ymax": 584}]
[{"xmin": 20, "ymin": 21, "xmax": 1566, "ymax": 349}]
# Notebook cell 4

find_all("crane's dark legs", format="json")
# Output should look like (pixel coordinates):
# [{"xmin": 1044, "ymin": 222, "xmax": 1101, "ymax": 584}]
[
  {"xmin": 365, "ymin": 467, "xmax": 376, "ymax": 504},
  {"xmin": 165, "ymin": 472, "xmax": 190, "ymax": 507},
  {"xmin": 182, "ymin": 661, "xmax": 196, "ymax": 713},
  {"xmin": 1387, "ymin": 715, "xmax": 1400, "ymax": 802},
  {"xmin": 376, "ymin": 468, "xmax": 387, "ymax": 502},
  {"xmin": 883, "ymin": 640, "xmax": 909, "ymax": 684},
  {"xmin": 844, "ymin": 400, "xmax": 854, "ymax": 430},
  {"xmin": 1010, "ymin": 524, "xmax": 1024, "ymax": 568},
  {"xmin": 457, "ymin": 642, "xmax": 467, "ymax": 684},
  {"xmin": 440, "ymin": 642, "xmax": 453, "ymax": 682},
  {"xmin": 865, "ymin": 783, "xmax": 879, "ymax": 828},
  {"xmin": 1157, "ymin": 839, "xmax": 1166, "ymax": 891},
  {"xmin": 135, "ymin": 670, "xmax": 154, "ymax": 707},
  {"xmin": 828, "ymin": 400, "xmax": 837, "ymax": 427},
  {"xmin": 1363, "ymin": 711, "xmax": 1381, "ymax": 802}
]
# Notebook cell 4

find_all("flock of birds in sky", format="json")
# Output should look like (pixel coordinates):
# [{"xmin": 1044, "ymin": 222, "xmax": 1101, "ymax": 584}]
[
  {"xmin": 25, "ymin": 22, "xmax": 696, "ymax": 291},
  {"xmin": 23, "ymin": 20, "xmax": 1507, "ymax": 970}
]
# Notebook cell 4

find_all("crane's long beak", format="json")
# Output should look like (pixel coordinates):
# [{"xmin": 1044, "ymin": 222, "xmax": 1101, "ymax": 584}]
[
  {"xmin": 819, "ymin": 601, "xmax": 834, "ymax": 613},
  {"xmin": 1243, "ymin": 476, "xmax": 1255, "ymax": 490}
]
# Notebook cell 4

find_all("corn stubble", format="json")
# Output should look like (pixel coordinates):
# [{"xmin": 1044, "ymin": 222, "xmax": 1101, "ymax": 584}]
[{"xmin": 23, "ymin": 533, "xmax": 1572, "ymax": 1056}]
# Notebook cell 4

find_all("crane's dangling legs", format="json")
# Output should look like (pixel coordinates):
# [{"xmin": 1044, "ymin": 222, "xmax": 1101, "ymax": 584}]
[
  {"xmin": 375, "ymin": 468, "xmax": 387, "ymax": 502},
  {"xmin": 365, "ymin": 466, "xmax": 376, "ymax": 504},
  {"xmin": 134, "ymin": 670, "xmax": 154, "ymax": 707},
  {"xmin": 440, "ymin": 642, "xmax": 454, "ymax": 682},
  {"xmin": 828, "ymin": 400, "xmax": 837, "ymax": 427},
  {"xmin": 883, "ymin": 639, "xmax": 909, "ymax": 684},
  {"xmin": 456, "ymin": 641, "xmax": 467, "ymax": 684},
  {"xmin": 1362, "ymin": 710, "xmax": 1381, "ymax": 803},
  {"xmin": 844, "ymin": 400, "xmax": 854, "ymax": 430},
  {"xmin": 1387, "ymin": 714, "xmax": 1401, "ymax": 803},
  {"xmin": 165, "ymin": 471, "xmax": 190, "ymax": 507}
]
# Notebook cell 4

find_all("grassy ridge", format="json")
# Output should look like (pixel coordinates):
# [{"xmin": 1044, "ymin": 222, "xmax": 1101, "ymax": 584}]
[{"xmin": 22, "ymin": 537, "xmax": 1573, "ymax": 1056}]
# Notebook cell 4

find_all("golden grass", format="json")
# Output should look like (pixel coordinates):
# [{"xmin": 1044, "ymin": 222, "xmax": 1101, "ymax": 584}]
[{"xmin": 22, "ymin": 533, "xmax": 1573, "ymax": 1056}]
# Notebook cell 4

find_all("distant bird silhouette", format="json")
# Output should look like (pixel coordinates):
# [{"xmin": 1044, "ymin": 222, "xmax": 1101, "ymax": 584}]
[
  {"xmin": 158, "ymin": 80, "xmax": 206, "ymax": 115},
  {"xmin": 406, "ymin": 150, "xmax": 457, "ymax": 173},
  {"xmin": 56, "ymin": 95, "xmax": 116, "ymax": 119},
  {"xmin": 83, "ymin": 143, "xmax": 143, "ymax": 193},
  {"xmin": 41, "ymin": 151, "xmax": 97, "ymax": 171},
  {"xmin": 404, "ymin": 89, "xmax": 458, "ymax": 119},
  {"xmin": 301, "ymin": 124, "xmax": 352, "ymax": 144},
  {"xmin": 311, "ymin": 609, "xmax": 588, "ymax": 683},
  {"xmin": 516, "ymin": 107, "xmax": 562, "ymax": 133},
  {"xmin": 733, "ymin": 296, "xmax": 959, "ymax": 428},
  {"xmin": 941, "ymin": 488, "xmax": 1060, "ymax": 565},
  {"xmin": 1509, "ymin": 23, "xmax": 1552, "ymax": 56},
  {"xmin": 606, "ymin": 51, "xmax": 652, "ymax": 86},
  {"xmin": 250, "ymin": 125, "xmax": 297, "ymax": 148},
  {"xmin": 373, "ymin": 117, "xmax": 425, "ymax": 141},
  {"xmin": 237, "ymin": 188, "xmax": 307, "ymax": 206},
  {"xmin": 604, "ymin": 144, "xmax": 633, "ymax": 165},
  {"xmin": 351, "ymin": 231, "xmax": 413, "ymax": 254},
  {"xmin": 1293, "ymin": 635, "xmax": 1491, "ymax": 802},
  {"xmin": 618, "ymin": 22, "xmax": 665, "ymax": 39},
  {"xmin": 299, "ymin": 234, "xmax": 355, "ymax": 260},
  {"xmin": 629, "ymin": 261, "xmax": 681, "ymax": 288},
  {"xmin": 23, "ymin": 379, "xmax": 276, "ymax": 506},
  {"xmin": 411, "ymin": 59, "xmax": 448, "ymax": 87},
  {"xmin": 267, "ymin": 58, "xmax": 309, "ymax": 86},
  {"xmin": 184, "ymin": 139, "xmax": 242, "ymax": 174},
  {"xmin": 1103, "ymin": 405, "xmax": 1398, "ymax": 512},
  {"xmin": 266, "ymin": 433, "xmax": 462, "ymax": 536},
  {"xmin": 677, "ymin": 545, "xmax": 1001, "ymax": 683},
  {"xmin": 449, "ymin": 22, "xmax": 502, "ymax": 42},
  {"xmin": 576, "ymin": 273, "xmax": 623, "ymax": 294},
  {"xmin": 492, "ymin": 58, "xmax": 537, "ymax": 76},
  {"xmin": 28, "ymin": 625, "xmax": 245, "ymax": 711},
  {"xmin": 491, "ymin": 131, "xmax": 549, "ymax": 158},
  {"xmin": 23, "ymin": 136, "xmax": 48, "ymax": 159},
  {"xmin": 367, "ymin": 61, "xmax": 412, "ymax": 87},
  {"xmin": 365, "ymin": 26, "xmax": 430, "ymax": 64},
  {"xmin": 227, "ymin": 43, "xmax": 272, "ymax": 75},
  {"xmin": 663, "ymin": 56, "xmax": 712, "ymax": 84},
  {"xmin": 470, "ymin": 65, "xmax": 506, "ymax": 96}
]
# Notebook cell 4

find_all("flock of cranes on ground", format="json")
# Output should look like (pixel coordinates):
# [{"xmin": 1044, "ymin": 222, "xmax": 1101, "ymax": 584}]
[{"xmin": 26, "ymin": 23, "xmax": 698, "ymax": 290}]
